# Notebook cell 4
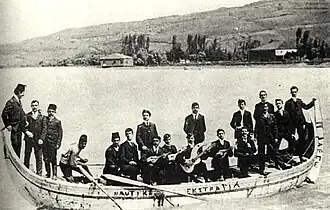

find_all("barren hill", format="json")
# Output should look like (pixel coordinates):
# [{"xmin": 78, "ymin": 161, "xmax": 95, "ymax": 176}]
[{"xmin": 1, "ymin": 0, "xmax": 330, "ymax": 67}]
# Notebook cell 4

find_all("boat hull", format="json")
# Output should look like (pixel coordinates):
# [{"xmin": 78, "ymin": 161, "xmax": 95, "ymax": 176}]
[{"xmin": 2, "ymin": 100, "xmax": 324, "ymax": 210}]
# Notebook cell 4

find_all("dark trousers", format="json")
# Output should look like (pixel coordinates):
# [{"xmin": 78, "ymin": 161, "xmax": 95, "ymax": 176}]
[
  {"xmin": 238, "ymin": 156, "xmax": 254, "ymax": 177},
  {"xmin": 212, "ymin": 156, "xmax": 230, "ymax": 180},
  {"xmin": 293, "ymin": 125, "xmax": 306, "ymax": 158},
  {"xmin": 163, "ymin": 162, "xmax": 181, "ymax": 184},
  {"xmin": 193, "ymin": 134, "xmax": 204, "ymax": 145},
  {"xmin": 141, "ymin": 163, "xmax": 165, "ymax": 185},
  {"xmin": 11, "ymin": 125, "xmax": 22, "ymax": 158},
  {"xmin": 120, "ymin": 165, "xmax": 140, "ymax": 180},
  {"xmin": 24, "ymin": 139, "xmax": 43, "ymax": 176},
  {"xmin": 258, "ymin": 141, "xmax": 279, "ymax": 172},
  {"xmin": 43, "ymin": 144, "xmax": 57, "ymax": 177}
]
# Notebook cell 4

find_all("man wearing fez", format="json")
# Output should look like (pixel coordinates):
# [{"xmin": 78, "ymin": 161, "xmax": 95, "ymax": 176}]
[
  {"xmin": 44, "ymin": 104, "xmax": 63, "ymax": 179},
  {"xmin": 230, "ymin": 99, "xmax": 253, "ymax": 139},
  {"xmin": 2, "ymin": 84, "xmax": 27, "ymax": 157},
  {"xmin": 24, "ymin": 100, "xmax": 46, "ymax": 175},
  {"xmin": 103, "ymin": 132, "xmax": 121, "ymax": 175},
  {"xmin": 136, "ymin": 109, "xmax": 158, "ymax": 151},
  {"xmin": 183, "ymin": 102, "xmax": 206, "ymax": 144}
]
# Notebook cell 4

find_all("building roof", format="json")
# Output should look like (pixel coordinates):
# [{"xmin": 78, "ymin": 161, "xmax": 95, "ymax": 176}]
[
  {"xmin": 100, "ymin": 53, "xmax": 132, "ymax": 60},
  {"xmin": 250, "ymin": 40, "xmax": 296, "ymax": 51}
]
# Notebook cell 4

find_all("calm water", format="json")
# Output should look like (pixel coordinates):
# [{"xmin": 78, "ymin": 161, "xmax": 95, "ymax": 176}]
[{"xmin": 0, "ymin": 66, "xmax": 329, "ymax": 209}]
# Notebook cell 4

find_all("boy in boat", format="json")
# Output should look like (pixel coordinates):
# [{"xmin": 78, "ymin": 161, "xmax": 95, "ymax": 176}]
[
  {"xmin": 119, "ymin": 128, "xmax": 140, "ymax": 180},
  {"xmin": 230, "ymin": 99, "xmax": 253, "ymax": 140},
  {"xmin": 136, "ymin": 109, "xmax": 158, "ymax": 151},
  {"xmin": 59, "ymin": 134, "xmax": 91, "ymax": 183},
  {"xmin": 140, "ymin": 136, "xmax": 166, "ymax": 185},
  {"xmin": 208, "ymin": 129, "xmax": 233, "ymax": 181},
  {"xmin": 183, "ymin": 102, "xmax": 206, "ymax": 144},
  {"xmin": 23, "ymin": 100, "xmax": 46, "ymax": 176},
  {"xmin": 43, "ymin": 104, "xmax": 63, "ymax": 179},
  {"xmin": 103, "ymin": 132, "xmax": 121, "ymax": 175},
  {"xmin": 284, "ymin": 86, "xmax": 316, "ymax": 163},
  {"xmin": 234, "ymin": 127, "xmax": 256, "ymax": 178},
  {"xmin": 161, "ymin": 133, "xmax": 179, "ymax": 184},
  {"xmin": 275, "ymin": 99, "xmax": 296, "ymax": 156},
  {"xmin": 2, "ymin": 84, "xmax": 27, "ymax": 157},
  {"xmin": 176, "ymin": 133, "xmax": 208, "ymax": 183}
]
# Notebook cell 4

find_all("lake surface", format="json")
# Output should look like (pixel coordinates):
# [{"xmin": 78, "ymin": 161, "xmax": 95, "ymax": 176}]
[{"xmin": 0, "ymin": 66, "xmax": 329, "ymax": 209}]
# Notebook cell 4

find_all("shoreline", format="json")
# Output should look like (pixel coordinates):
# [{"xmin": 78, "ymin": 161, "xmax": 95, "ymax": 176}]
[{"xmin": 2, "ymin": 60, "xmax": 330, "ymax": 69}]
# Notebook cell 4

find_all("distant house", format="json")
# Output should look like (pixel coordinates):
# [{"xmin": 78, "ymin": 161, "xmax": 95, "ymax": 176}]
[
  {"xmin": 248, "ymin": 41, "xmax": 297, "ymax": 62},
  {"xmin": 100, "ymin": 53, "xmax": 133, "ymax": 68}
]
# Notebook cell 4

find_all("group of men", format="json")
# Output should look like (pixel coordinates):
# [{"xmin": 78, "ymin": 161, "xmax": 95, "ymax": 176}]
[
  {"xmin": 102, "ymin": 86, "xmax": 316, "ymax": 183},
  {"xmin": 2, "ymin": 83, "xmax": 316, "ymax": 184},
  {"xmin": 2, "ymin": 84, "xmax": 63, "ymax": 179}
]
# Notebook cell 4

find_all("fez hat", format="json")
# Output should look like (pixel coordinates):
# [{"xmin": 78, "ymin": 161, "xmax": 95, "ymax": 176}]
[
  {"xmin": 14, "ymin": 84, "xmax": 26, "ymax": 94},
  {"xmin": 111, "ymin": 132, "xmax": 120, "ymax": 140},
  {"xmin": 48, "ymin": 104, "xmax": 57, "ymax": 111}
]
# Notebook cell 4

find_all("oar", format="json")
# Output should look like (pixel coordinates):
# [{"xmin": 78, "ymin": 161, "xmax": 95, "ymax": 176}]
[
  {"xmin": 78, "ymin": 165, "xmax": 124, "ymax": 210},
  {"xmin": 102, "ymin": 174, "xmax": 207, "ymax": 201}
]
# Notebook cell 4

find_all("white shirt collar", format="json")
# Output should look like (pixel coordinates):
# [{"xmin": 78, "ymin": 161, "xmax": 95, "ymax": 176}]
[
  {"xmin": 14, "ymin": 95, "xmax": 20, "ymax": 103},
  {"xmin": 292, "ymin": 97, "xmax": 297, "ymax": 102},
  {"xmin": 218, "ymin": 138, "xmax": 225, "ymax": 145}
]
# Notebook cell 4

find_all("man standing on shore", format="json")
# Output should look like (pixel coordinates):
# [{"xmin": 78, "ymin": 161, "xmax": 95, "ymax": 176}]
[
  {"xmin": 284, "ymin": 86, "xmax": 316, "ymax": 163},
  {"xmin": 2, "ymin": 84, "xmax": 27, "ymax": 157},
  {"xmin": 183, "ymin": 102, "xmax": 206, "ymax": 145},
  {"xmin": 24, "ymin": 100, "xmax": 46, "ymax": 176}
]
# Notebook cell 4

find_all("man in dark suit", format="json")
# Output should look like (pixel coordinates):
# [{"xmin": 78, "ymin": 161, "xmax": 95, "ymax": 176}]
[
  {"xmin": 255, "ymin": 103, "xmax": 281, "ymax": 175},
  {"xmin": 253, "ymin": 90, "xmax": 275, "ymax": 121},
  {"xmin": 24, "ymin": 100, "xmax": 46, "ymax": 175},
  {"xmin": 183, "ymin": 102, "xmax": 206, "ymax": 144},
  {"xmin": 119, "ymin": 128, "xmax": 140, "ymax": 180},
  {"xmin": 161, "ymin": 133, "xmax": 179, "ymax": 184},
  {"xmin": 230, "ymin": 99, "xmax": 253, "ymax": 139},
  {"xmin": 284, "ymin": 86, "xmax": 316, "ymax": 162},
  {"xmin": 103, "ymin": 132, "xmax": 121, "ymax": 175},
  {"xmin": 136, "ymin": 109, "xmax": 158, "ymax": 151},
  {"xmin": 208, "ymin": 129, "xmax": 233, "ymax": 181},
  {"xmin": 2, "ymin": 84, "xmax": 27, "ymax": 157},
  {"xmin": 140, "ymin": 136, "xmax": 166, "ymax": 184},
  {"xmin": 234, "ymin": 127, "xmax": 257, "ymax": 178},
  {"xmin": 43, "ymin": 104, "xmax": 63, "ymax": 179},
  {"xmin": 275, "ymin": 99, "xmax": 295, "ymax": 154}
]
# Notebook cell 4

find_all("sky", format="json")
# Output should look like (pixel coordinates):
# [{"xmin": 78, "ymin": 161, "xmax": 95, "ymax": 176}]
[{"xmin": 0, "ymin": 0, "xmax": 260, "ymax": 44}]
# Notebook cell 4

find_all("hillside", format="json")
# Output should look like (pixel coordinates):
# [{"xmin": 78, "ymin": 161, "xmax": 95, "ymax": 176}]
[{"xmin": 1, "ymin": 0, "xmax": 330, "ymax": 67}]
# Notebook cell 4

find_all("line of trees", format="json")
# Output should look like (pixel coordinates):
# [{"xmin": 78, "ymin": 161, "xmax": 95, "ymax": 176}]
[{"xmin": 296, "ymin": 28, "xmax": 330, "ymax": 60}]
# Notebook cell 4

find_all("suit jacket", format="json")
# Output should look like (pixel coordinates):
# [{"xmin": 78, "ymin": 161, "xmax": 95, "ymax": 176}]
[
  {"xmin": 274, "ymin": 110, "xmax": 292, "ymax": 137},
  {"xmin": 230, "ymin": 110, "xmax": 253, "ymax": 139},
  {"xmin": 136, "ymin": 122, "xmax": 158, "ymax": 150},
  {"xmin": 44, "ymin": 116, "xmax": 63, "ymax": 148},
  {"xmin": 2, "ymin": 96, "xmax": 26, "ymax": 130},
  {"xmin": 162, "ymin": 144, "xmax": 178, "ymax": 154},
  {"xmin": 253, "ymin": 102, "xmax": 275, "ymax": 121},
  {"xmin": 119, "ymin": 141, "xmax": 139, "ymax": 166},
  {"xmin": 208, "ymin": 139, "xmax": 233, "ymax": 166},
  {"xmin": 104, "ymin": 145, "xmax": 120, "ymax": 167},
  {"xmin": 284, "ymin": 98, "xmax": 314, "ymax": 126},
  {"xmin": 234, "ymin": 138, "xmax": 256, "ymax": 167},
  {"xmin": 25, "ymin": 110, "xmax": 46, "ymax": 142},
  {"xmin": 140, "ymin": 146, "xmax": 165, "ymax": 163},
  {"xmin": 255, "ymin": 113, "xmax": 278, "ymax": 143},
  {"xmin": 183, "ymin": 113, "xmax": 206, "ymax": 143}
]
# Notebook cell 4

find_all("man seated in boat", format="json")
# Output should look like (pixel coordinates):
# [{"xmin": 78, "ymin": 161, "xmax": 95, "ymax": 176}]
[
  {"xmin": 175, "ymin": 133, "xmax": 209, "ymax": 183},
  {"xmin": 234, "ymin": 127, "xmax": 256, "ymax": 178},
  {"xmin": 161, "ymin": 133, "xmax": 179, "ymax": 184},
  {"xmin": 207, "ymin": 129, "xmax": 233, "ymax": 181},
  {"xmin": 103, "ymin": 132, "xmax": 121, "ymax": 175},
  {"xmin": 59, "ymin": 134, "xmax": 92, "ymax": 183},
  {"xmin": 119, "ymin": 128, "xmax": 140, "ymax": 180},
  {"xmin": 140, "ymin": 136, "xmax": 166, "ymax": 185}
]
